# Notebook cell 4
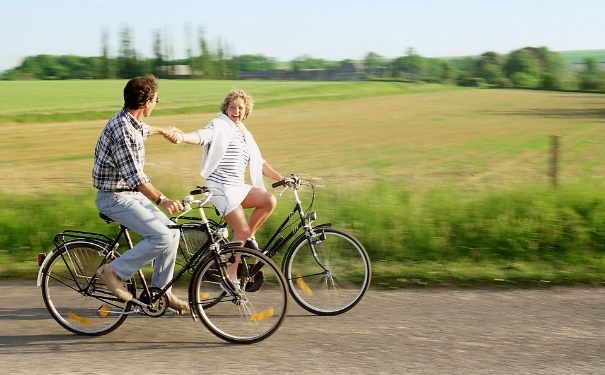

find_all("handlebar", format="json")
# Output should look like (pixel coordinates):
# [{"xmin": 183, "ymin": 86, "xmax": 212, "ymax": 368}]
[
  {"xmin": 272, "ymin": 174, "xmax": 300, "ymax": 189},
  {"xmin": 175, "ymin": 186, "xmax": 213, "ymax": 221}
]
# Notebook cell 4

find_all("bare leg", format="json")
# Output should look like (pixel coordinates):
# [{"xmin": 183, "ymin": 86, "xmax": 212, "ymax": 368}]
[
  {"xmin": 223, "ymin": 188, "xmax": 277, "ymax": 280},
  {"xmin": 241, "ymin": 187, "xmax": 277, "ymax": 237}
]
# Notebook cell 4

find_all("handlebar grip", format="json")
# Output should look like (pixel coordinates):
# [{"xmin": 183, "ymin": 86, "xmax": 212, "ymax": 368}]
[
  {"xmin": 272, "ymin": 180, "xmax": 287, "ymax": 188},
  {"xmin": 190, "ymin": 186, "xmax": 209, "ymax": 195}
]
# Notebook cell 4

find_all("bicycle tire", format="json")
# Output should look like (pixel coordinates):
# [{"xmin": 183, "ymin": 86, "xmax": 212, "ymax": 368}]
[
  {"xmin": 40, "ymin": 241, "xmax": 133, "ymax": 335},
  {"xmin": 284, "ymin": 227, "xmax": 371, "ymax": 316},
  {"xmin": 189, "ymin": 246, "xmax": 288, "ymax": 344}
]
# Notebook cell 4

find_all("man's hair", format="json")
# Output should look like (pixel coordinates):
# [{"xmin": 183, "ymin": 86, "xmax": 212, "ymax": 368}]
[
  {"xmin": 220, "ymin": 88, "xmax": 254, "ymax": 120},
  {"xmin": 123, "ymin": 74, "xmax": 158, "ymax": 109}
]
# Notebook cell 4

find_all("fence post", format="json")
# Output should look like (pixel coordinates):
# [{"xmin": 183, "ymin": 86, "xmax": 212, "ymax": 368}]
[{"xmin": 550, "ymin": 135, "xmax": 560, "ymax": 188}]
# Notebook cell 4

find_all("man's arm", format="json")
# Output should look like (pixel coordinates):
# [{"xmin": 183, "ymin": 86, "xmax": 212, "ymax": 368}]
[
  {"xmin": 137, "ymin": 182, "xmax": 183, "ymax": 215},
  {"xmin": 148, "ymin": 126, "xmax": 183, "ymax": 144}
]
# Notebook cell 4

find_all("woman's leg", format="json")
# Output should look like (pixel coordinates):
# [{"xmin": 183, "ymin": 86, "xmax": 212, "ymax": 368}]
[
  {"xmin": 241, "ymin": 187, "xmax": 277, "ymax": 237},
  {"xmin": 222, "ymin": 188, "xmax": 276, "ymax": 280}
]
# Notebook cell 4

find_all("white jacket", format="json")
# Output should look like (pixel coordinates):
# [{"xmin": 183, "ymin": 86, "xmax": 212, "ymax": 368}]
[{"xmin": 197, "ymin": 113, "xmax": 265, "ymax": 190}]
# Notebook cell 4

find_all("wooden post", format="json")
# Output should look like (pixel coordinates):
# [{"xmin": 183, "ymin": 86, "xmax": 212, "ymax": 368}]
[{"xmin": 550, "ymin": 135, "xmax": 560, "ymax": 188}]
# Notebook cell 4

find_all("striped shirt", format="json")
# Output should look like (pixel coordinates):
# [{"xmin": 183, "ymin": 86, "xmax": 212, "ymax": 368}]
[
  {"xmin": 92, "ymin": 108, "xmax": 151, "ymax": 191},
  {"xmin": 206, "ymin": 125, "xmax": 251, "ymax": 186}
]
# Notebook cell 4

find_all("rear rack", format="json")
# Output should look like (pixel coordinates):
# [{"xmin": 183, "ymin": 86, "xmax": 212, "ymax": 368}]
[{"xmin": 54, "ymin": 229, "xmax": 115, "ymax": 248}]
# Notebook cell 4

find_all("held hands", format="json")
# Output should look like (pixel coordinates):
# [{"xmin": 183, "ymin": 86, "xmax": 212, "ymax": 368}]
[{"xmin": 161, "ymin": 127, "xmax": 184, "ymax": 144}]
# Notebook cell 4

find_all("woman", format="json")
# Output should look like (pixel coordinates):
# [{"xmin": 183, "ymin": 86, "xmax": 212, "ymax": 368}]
[{"xmin": 174, "ymin": 89, "xmax": 285, "ymax": 281}]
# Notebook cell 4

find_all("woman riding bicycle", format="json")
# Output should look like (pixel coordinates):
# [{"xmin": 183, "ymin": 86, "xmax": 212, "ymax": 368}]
[{"xmin": 171, "ymin": 89, "xmax": 286, "ymax": 281}]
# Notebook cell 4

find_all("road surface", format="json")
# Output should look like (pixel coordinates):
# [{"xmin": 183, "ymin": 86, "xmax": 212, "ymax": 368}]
[{"xmin": 1, "ymin": 281, "xmax": 604, "ymax": 374}]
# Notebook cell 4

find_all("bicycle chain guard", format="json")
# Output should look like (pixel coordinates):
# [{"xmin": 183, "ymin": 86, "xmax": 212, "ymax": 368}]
[{"xmin": 138, "ymin": 287, "xmax": 168, "ymax": 317}]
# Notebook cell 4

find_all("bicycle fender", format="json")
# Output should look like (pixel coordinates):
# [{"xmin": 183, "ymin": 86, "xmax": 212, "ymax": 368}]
[
  {"xmin": 221, "ymin": 241, "xmax": 245, "ymax": 251},
  {"xmin": 36, "ymin": 247, "xmax": 59, "ymax": 287},
  {"xmin": 36, "ymin": 239, "xmax": 110, "ymax": 287}
]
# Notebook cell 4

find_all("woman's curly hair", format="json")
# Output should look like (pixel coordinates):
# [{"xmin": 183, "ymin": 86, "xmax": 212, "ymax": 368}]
[{"xmin": 220, "ymin": 88, "xmax": 254, "ymax": 120}]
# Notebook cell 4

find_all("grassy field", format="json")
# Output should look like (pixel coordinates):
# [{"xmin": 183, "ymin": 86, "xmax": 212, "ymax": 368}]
[
  {"xmin": 559, "ymin": 50, "xmax": 605, "ymax": 64},
  {"xmin": 2, "ymin": 80, "xmax": 605, "ymax": 286}
]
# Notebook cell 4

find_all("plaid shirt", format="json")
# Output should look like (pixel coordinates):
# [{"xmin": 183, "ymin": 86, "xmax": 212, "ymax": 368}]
[{"xmin": 92, "ymin": 108, "xmax": 151, "ymax": 191}]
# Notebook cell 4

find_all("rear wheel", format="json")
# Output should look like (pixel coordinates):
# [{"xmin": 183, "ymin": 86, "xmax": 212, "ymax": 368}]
[
  {"xmin": 40, "ymin": 241, "xmax": 133, "ymax": 335},
  {"xmin": 284, "ymin": 228, "xmax": 371, "ymax": 316},
  {"xmin": 190, "ymin": 247, "xmax": 288, "ymax": 344}
]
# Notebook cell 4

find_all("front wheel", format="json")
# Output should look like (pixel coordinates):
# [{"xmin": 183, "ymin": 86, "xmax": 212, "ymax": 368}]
[
  {"xmin": 40, "ymin": 241, "xmax": 134, "ymax": 335},
  {"xmin": 284, "ymin": 228, "xmax": 371, "ymax": 316},
  {"xmin": 190, "ymin": 246, "xmax": 288, "ymax": 344}
]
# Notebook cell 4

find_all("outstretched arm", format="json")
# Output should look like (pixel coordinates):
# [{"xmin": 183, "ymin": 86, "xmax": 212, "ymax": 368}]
[
  {"xmin": 148, "ymin": 126, "xmax": 183, "ymax": 144},
  {"xmin": 174, "ymin": 131, "xmax": 202, "ymax": 145}
]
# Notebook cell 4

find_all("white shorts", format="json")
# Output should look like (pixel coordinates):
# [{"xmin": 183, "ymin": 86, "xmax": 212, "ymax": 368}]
[{"xmin": 205, "ymin": 180, "xmax": 252, "ymax": 216}]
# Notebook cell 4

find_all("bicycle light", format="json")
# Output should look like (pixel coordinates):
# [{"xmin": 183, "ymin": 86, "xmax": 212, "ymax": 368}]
[
  {"xmin": 305, "ymin": 211, "xmax": 317, "ymax": 221},
  {"xmin": 217, "ymin": 227, "xmax": 229, "ymax": 240},
  {"xmin": 37, "ymin": 253, "xmax": 46, "ymax": 267}
]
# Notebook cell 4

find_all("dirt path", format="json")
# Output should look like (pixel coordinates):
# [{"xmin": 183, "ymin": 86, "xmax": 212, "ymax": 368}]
[{"xmin": 1, "ymin": 281, "xmax": 605, "ymax": 374}]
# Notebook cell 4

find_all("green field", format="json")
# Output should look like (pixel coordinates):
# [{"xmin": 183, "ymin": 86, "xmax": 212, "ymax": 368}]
[
  {"xmin": 2, "ymin": 80, "xmax": 605, "ymax": 287},
  {"xmin": 559, "ymin": 50, "xmax": 605, "ymax": 64}
]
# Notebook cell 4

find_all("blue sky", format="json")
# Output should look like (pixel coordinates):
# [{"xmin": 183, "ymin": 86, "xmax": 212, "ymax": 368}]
[{"xmin": 1, "ymin": 0, "xmax": 603, "ymax": 72}]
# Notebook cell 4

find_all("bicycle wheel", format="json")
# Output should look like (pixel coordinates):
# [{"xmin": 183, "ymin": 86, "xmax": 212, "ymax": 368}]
[
  {"xmin": 190, "ymin": 247, "xmax": 288, "ymax": 344},
  {"xmin": 284, "ymin": 227, "xmax": 371, "ymax": 316},
  {"xmin": 40, "ymin": 241, "xmax": 133, "ymax": 335}
]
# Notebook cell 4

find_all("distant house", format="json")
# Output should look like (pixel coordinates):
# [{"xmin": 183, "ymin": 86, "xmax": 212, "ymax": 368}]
[
  {"xmin": 239, "ymin": 62, "xmax": 367, "ymax": 81},
  {"xmin": 326, "ymin": 62, "xmax": 365, "ymax": 81},
  {"xmin": 238, "ymin": 69, "xmax": 289, "ymax": 80},
  {"xmin": 156, "ymin": 64, "xmax": 193, "ymax": 78}
]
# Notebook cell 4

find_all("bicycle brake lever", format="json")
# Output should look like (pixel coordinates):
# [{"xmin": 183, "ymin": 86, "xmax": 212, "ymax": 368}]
[{"xmin": 279, "ymin": 186, "xmax": 289, "ymax": 197}]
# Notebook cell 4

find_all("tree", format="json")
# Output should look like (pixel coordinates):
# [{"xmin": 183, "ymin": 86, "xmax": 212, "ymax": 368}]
[
  {"xmin": 234, "ymin": 54, "xmax": 278, "ymax": 71},
  {"xmin": 364, "ymin": 52, "xmax": 386, "ymax": 69},
  {"xmin": 290, "ymin": 55, "xmax": 329, "ymax": 70},
  {"xmin": 579, "ymin": 57, "xmax": 605, "ymax": 91},
  {"xmin": 504, "ymin": 49, "xmax": 542, "ymax": 88},
  {"xmin": 477, "ymin": 52, "xmax": 506, "ymax": 86},
  {"xmin": 152, "ymin": 30, "xmax": 165, "ymax": 77},
  {"xmin": 99, "ymin": 29, "xmax": 113, "ymax": 79},
  {"xmin": 116, "ymin": 26, "xmax": 145, "ymax": 78},
  {"xmin": 197, "ymin": 28, "xmax": 214, "ymax": 79},
  {"xmin": 390, "ymin": 48, "xmax": 426, "ymax": 81}
]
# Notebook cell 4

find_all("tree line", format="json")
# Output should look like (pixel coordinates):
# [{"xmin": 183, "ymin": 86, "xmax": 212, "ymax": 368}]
[{"xmin": 1, "ymin": 26, "xmax": 603, "ymax": 93}]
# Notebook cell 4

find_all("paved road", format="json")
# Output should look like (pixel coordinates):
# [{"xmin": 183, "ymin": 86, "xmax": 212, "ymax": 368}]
[{"xmin": 1, "ymin": 281, "xmax": 605, "ymax": 374}]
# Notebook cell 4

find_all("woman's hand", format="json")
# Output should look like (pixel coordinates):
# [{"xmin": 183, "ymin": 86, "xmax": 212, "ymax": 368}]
[{"xmin": 162, "ymin": 127, "xmax": 184, "ymax": 144}]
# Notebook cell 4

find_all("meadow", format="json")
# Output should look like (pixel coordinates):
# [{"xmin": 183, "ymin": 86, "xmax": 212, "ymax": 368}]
[{"xmin": 2, "ymin": 80, "xmax": 605, "ymax": 287}]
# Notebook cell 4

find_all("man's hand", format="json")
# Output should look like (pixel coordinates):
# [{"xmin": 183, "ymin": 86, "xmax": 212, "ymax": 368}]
[
  {"xmin": 162, "ymin": 127, "xmax": 184, "ymax": 144},
  {"xmin": 159, "ymin": 198, "xmax": 184, "ymax": 215}
]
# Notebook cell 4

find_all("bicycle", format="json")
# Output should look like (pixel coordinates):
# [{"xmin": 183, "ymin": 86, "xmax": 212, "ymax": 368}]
[
  {"xmin": 179, "ymin": 175, "xmax": 372, "ymax": 316},
  {"xmin": 37, "ymin": 187, "xmax": 288, "ymax": 344}
]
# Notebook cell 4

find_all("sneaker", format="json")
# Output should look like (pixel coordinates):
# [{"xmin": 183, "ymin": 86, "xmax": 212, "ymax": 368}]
[
  {"xmin": 96, "ymin": 264, "xmax": 133, "ymax": 301},
  {"xmin": 220, "ymin": 279, "xmax": 248, "ymax": 304},
  {"xmin": 166, "ymin": 292, "xmax": 190, "ymax": 313},
  {"xmin": 244, "ymin": 238, "xmax": 260, "ymax": 251},
  {"xmin": 220, "ymin": 279, "xmax": 242, "ymax": 295}
]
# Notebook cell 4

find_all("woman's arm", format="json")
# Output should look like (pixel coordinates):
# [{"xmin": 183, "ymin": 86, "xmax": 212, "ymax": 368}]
[
  {"xmin": 262, "ymin": 161, "xmax": 284, "ymax": 181},
  {"xmin": 177, "ymin": 131, "xmax": 203, "ymax": 145}
]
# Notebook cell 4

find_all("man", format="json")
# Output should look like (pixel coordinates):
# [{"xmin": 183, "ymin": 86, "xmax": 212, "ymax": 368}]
[{"xmin": 92, "ymin": 74, "xmax": 188, "ymax": 312}]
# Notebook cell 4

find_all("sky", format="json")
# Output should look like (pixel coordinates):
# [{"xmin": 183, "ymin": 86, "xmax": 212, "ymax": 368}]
[{"xmin": 1, "ymin": 0, "xmax": 604, "ymax": 72}]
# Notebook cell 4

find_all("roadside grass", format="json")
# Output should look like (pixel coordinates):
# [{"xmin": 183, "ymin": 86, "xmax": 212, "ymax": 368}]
[{"xmin": 1, "ymin": 82, "xmax": 605, "ymax": 286}]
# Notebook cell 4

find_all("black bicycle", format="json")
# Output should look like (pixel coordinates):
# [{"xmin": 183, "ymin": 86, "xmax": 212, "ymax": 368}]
[
  {"xmin": 37, "ymin": 187, "xmax": 288, "ymax": 344},
  {"xmin": 178, "ymin": 175, "xmax": 372, "ymax": 316}
]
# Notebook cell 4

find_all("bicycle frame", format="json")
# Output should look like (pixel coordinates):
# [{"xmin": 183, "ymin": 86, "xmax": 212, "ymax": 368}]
[{"xmin": 38, "ymin": 188, "xmax": 232, "ymax": 311}]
